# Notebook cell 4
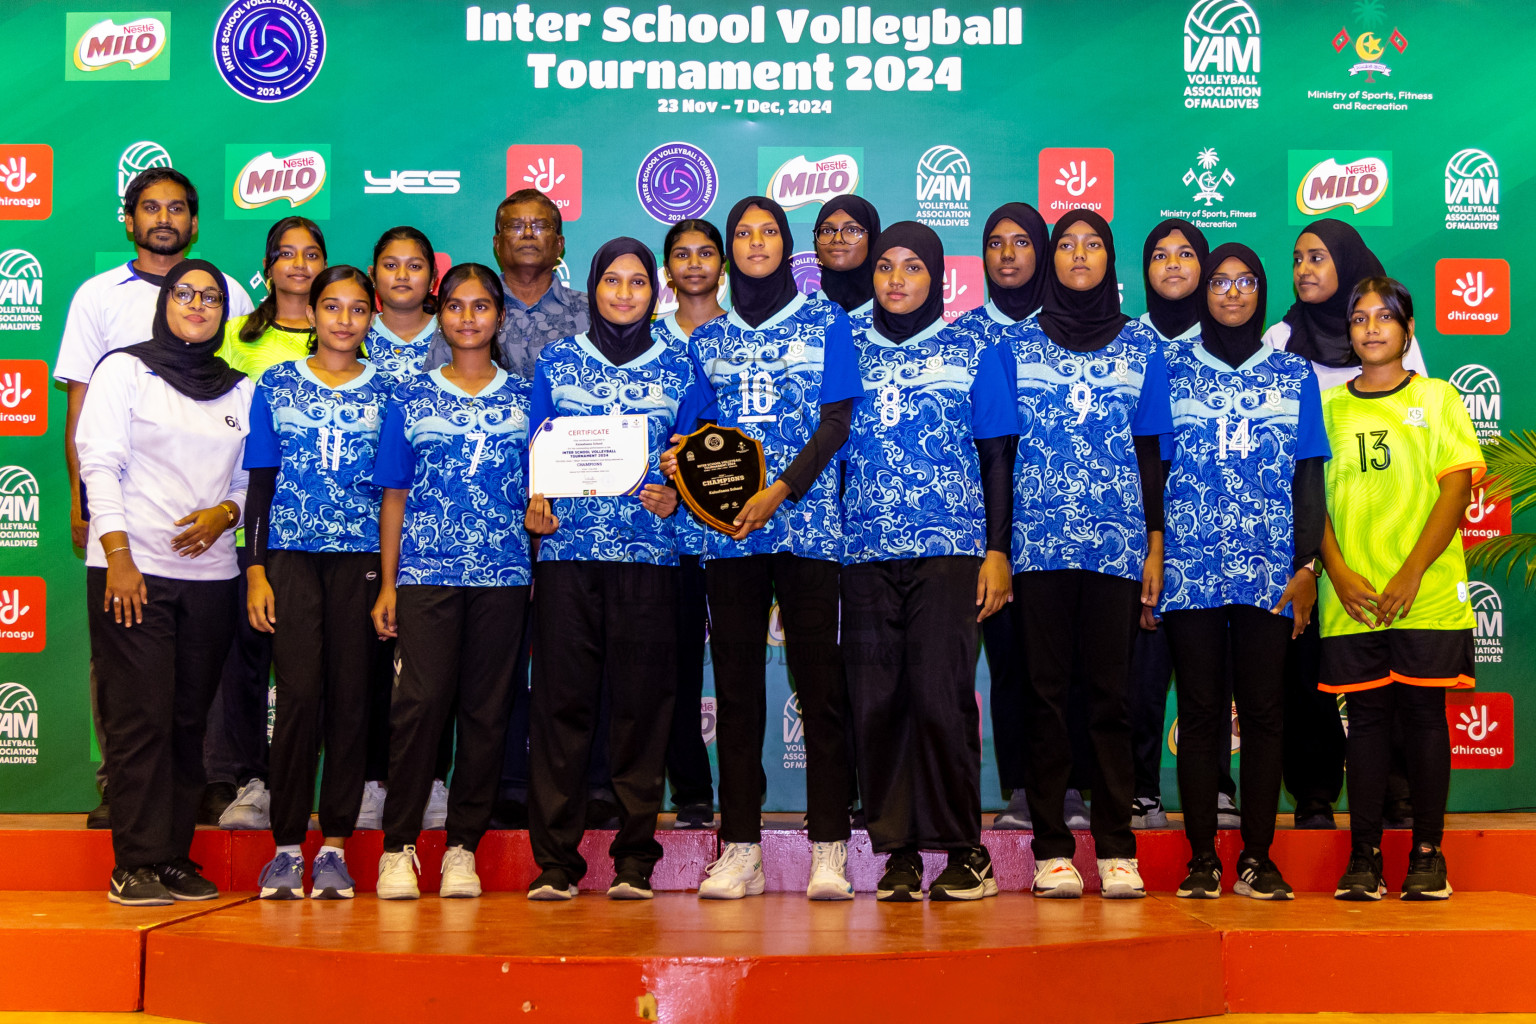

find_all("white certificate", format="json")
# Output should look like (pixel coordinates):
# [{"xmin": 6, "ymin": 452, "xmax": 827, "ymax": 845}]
[{"xmin": 529, "ymin": 414, "xmax": 650, "ymax": 498}]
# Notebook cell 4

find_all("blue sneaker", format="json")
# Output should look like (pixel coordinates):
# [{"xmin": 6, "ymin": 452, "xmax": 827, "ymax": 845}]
[
  {"xmin": 258, "ymin": 851, "xmax": 304, "ymax": 900},
  {"xmin": 309, "ymin": 848, "xmax": 355, "ymax": 900}
]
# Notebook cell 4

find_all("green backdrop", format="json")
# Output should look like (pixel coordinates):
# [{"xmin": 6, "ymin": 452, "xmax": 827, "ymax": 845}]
[{"xmin": 1, "ymin": 0, "xmax": 1532, "ymax": 813}]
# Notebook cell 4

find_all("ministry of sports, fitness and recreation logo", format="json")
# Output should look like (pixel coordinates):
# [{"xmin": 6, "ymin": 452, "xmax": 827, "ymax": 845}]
[
  {"xmin": 0, "ymin": 251, "xmax": 42, "ymax": 333},
  {"xmin": 213, "ymin": 0, "xmax": 325, "ymax": 102},
  {"xmin": 1163, "ymin": 147, "xmax": 1257, "ymax": 230},
  {"xmin": 226, "ymin": 145, "xmax": 330, "ymax": 220},
  {"xmin": 0, "ymin": 466, "xmax": 40, "ymax": 549},
  {"xmin": 1288, "ymin": 151, "xmax": 1392, "ymax": 226},
  {"xmin": 1331, "ymin": 7, "xmax": 1406, "ymax": 84},
  {"xmin": 789, "ymin": 252, "xmax": 821, "ymax": 296},
  {"xmin": 1450, "ymin": 363, "xmax": 1502, "ymax": 442},
  {"xmin": 1436, "ymin": 259, "xmax": 1509, "ymax": 337},
  {"xmin": 782, "ymin": 692, "xmax": 806, "ymax": 769},
  {"xmin": 116, "ymin": 140, "xmax": 171, "ymax": 223},
  {"xmin": 1445, "ymin": 148, "xmax": 1499, "ymax": 231},
  {"xmin": 66, "ymin": 13, "xmax": 170, "ymax": 80},
  {"xmin": 1182, "ymin": 0, "xmax": 1261, "ymax": 109},
  {"xmin": 0, "ymin": 681, "xmax": 39, "ymax": 764},
  {"xmin": 758, "ymin": 147, "xmax": 863, "ymax": 222},
  {"xmin": 916, "ymin": 144, "xmax": 971, "ymax": 229},
  {"xmin": 1469, "ymin": 581, "xmax": 1504, "ymax": 665},
  {"xmin": 0, "ymin": 577, "xmax": 44, "ymax": 654},
  {"xmin": 636, "ymin": 142, "xmax": 718, "ymax": 223}
]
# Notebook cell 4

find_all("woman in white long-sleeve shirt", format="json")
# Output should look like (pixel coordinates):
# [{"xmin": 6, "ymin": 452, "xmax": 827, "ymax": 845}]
[{"xmin": 76, "ymin": 259, "xmax": 255, "ymax": 908}]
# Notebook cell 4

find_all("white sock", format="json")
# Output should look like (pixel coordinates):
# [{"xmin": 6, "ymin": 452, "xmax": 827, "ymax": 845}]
[
  {"xmin": 321, "ymin": 847, "xmax": 345, "ymax": 863},
  {"xmin": 275, "ymin": 844, "xmax": 302, "ymax": 858}
]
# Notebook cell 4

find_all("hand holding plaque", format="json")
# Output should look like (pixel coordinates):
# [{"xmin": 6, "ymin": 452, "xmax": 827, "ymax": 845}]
[{"xmin": 670, "ymin": 425, "xmax": 767, "ymax": 534}]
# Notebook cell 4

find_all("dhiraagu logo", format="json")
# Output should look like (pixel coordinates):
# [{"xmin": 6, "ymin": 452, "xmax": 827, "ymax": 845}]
[{"xmin": 758, "ymin": 147, "xmax": 863, "ymax": 221}]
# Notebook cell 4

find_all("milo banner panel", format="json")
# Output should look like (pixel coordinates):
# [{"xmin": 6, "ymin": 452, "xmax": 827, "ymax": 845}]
[{"xmin": 1, "ymin": 0, "xmax": 1532, "ymax": 812}]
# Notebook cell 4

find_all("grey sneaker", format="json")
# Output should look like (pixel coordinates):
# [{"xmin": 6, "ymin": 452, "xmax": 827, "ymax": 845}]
[
  {"xmin": 218, "ymin": 779, "xmax": 271, "ymax": 830},
  {"xmin": 1131, "ymin": 796, "xmax": 1168, "ymax": 829},
  {"xmin": 422, "ymin": 779, "xmax": 448, "ymax": 830},
  {"xmin": 1217, "ymin": 791, "xmax": 1241, "ymax": 830},
  {"xmin": 992, "ymin": 790, "xmax": 1032, "ymax": 830},
  {"xmin": 355, "ymin": 781, "xmax": 385, "ymax": 831},
  {"xmin": 1064, "ymin": 789, "xmax": 1091, "ymax": 831}
]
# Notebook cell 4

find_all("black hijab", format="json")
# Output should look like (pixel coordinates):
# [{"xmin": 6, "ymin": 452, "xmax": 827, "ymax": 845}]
[
  {"xmin": 1198, "ymin": 243, "xmax": 1268, "ymax": 370},
  {"xmin": 725, "ymin": 196, "xmax": 798, "ymax": 328},
  {"xmin": 871, "ymin": 221, "xmax": 946, "ymax": 344},
  {"xmin": 983, "ymin": 202, "xmax": 1049, "ymax": 323},
  {"xmin": 1037, "ymin": 209, "xmax": 1131, "ymax": 352},
  {"xmin": 814, "ymin": 194, "xmax": 881, "ymax": 314},
  {"xmin": 1142, "ymin": 218, "xmax": 1210, "ymax": 341},
  {"xmin": 586, "ymin": 237, "xmax": 659, "ymax": 365},
  {"xmin": 1281, "ymin": 218, "xmax": 1385, "ymax": 368},
  {"xmin": 121, "ymin": 258, "xmax": 242, "ymax": 401}
]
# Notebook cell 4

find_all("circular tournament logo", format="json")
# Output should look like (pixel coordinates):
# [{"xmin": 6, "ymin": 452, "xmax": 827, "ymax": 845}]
[
  {"xmin": 789, "ymin": 251, "xmax": 821, "ymax": 295},
  {"xmin": 636, "ymin": 142, "xmax": 717, "ymax": 223},
  {"xmin": 213, "ymin": 0, "xmax": 326, "ymax": 103}
]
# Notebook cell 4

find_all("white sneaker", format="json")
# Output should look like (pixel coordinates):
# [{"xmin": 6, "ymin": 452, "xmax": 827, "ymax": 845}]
[
  {"xmin": 1098, "ymin": 857, "xmax": 1147, "ymax": 899},
  {"xmin": 218, "ymin": 779, "xmax": 271, "ymax": 830},
  {"xmin": 806, "ymin": 841, "xmax": 853, "ymax": 900},
  {"xmin": 356, "ymin": 781, "xmax": 386, "ymax": 831},
  {"xmin": 423, "ymin": 779, "xmax": 448, "ymax": 830},
  {"xmin": 1031, "ymin": 857, "xmax": 1084, "ymax": 898},
  {"xmin": 440, "ymin": 845, "xmax": 482, "ymax": 899},
  {"xmin": 698, "ymin": 842, "xmax": 765, "ymax": 900},
  {"xmin": 377, "ymin": 846, "xmax": 421, "ymax": 900}
]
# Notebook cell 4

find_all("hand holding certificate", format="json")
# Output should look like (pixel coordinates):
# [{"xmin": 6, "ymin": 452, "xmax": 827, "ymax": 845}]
[{"xmin": 529, "ymin": 414, "xmax": 650, "ymax": 497}]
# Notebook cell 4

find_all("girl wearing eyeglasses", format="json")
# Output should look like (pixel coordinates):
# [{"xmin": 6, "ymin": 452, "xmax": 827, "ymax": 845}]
[
  {"xmin": 1160, "ymin": 244, "xmax": 1330, "ymax": 901},
  {"xmin": 813, "ymin": 195, "xmax": 882, "ymax": 324},
  {"xmin": 76, "ymin": 260, "xmax": 252, "ymax": 906}
]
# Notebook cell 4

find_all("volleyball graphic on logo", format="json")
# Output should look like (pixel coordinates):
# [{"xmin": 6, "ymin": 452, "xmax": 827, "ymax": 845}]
[
  {"xmin": 1184, "ymin": 0, "xmax": 1260, "ymax": 36},
  {"xmin": 1450, "ymin": 363, "xmax": 1498, "ymax": 395},
  {"xmin": 117, "ymin": 141, "xmax": 171, "ymax": 202},
  {"xmin": 0, "ymin": 250, "xmax": 41, "ymax": 281},
  {"xmin": 635, "ymin": 142, "xmax": 718, "ymax": 223},
  {"xmin": 0, "ymin": 466, "xmax": 39, "ymax": 496},
  {"xmin": 789, "ymin": 252, "xmax": 822, "ymax": 295},
  {"xmin": 0, "ymin": 682, "xmax": 37, "ymax": 715},
  {"xmin": 918, "ymin": 144, "xmax": 970, "ymax": 180},
  {"xmin": 1446, "ymin": 148, "xmax": 1497, "ymax": 181},
  {"xmin": 213, "ymin": 0, "xmax": 327, "ymax": 102}
]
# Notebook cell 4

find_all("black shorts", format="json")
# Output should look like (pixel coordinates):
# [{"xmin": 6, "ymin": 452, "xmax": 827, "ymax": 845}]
[{"xmin": 1318, "ymin": 628, "xmax": 1474, "ymax": 693}]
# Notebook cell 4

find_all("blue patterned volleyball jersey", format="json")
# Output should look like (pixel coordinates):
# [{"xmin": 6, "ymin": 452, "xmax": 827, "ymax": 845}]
[
  {"xmin": 244, "ymin": 360, "xmax": 392, "ymax": 553},
  {"xmin": 842, "ymin": 319, "xmax": 1019, "ymax": 563},
  {"xmin": 530, "ymin": 332, "xmax": 711, "ymax": 566},
  {"xmin": 373, "ymin": 367, "xmax": 533, "ymax": 588},
  {"xmin": 656, "ymin": 315, "xmax": 707, "ymax": 557},
  {"xmin": 688, "ymin": 293, "xmax": 864, "ymax": 562},
  {"xmin": 950, "ymin": 300, "xmax": 1035, "ymax": 346},
  {"xmin": 366, "ymin": 318, "xmax": 438, "ymax": 381},
  {"xmin": 1008, "ymin": 319, "xmax": 1175, "ymax": 581},
  {"xmin": 1159, "ymin": 345, "xmax": 1331, "ymax": 613}
]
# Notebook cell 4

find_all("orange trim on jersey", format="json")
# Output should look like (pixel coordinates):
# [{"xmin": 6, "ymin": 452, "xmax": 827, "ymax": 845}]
[
  {"xmin": 1318, "ymin": 676, "xmax": 1392, "ymax": 694},
  {"xmin": 1437, "ymin": 460, "xmax": 1487, "ymax": 485},
  {"xmin": 1389, "ymin": 670, "xmax": 1476, "ymax": 689}
]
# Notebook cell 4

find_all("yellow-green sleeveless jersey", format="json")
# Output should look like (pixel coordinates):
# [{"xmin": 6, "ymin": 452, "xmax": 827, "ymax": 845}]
[
  {"xmin": 1319, "ymin": 373, "xmax": 1484, "ymax": 638},
  {"xmin": 216, "ymin": 316, "xmax": 313, "ymax": 379}
]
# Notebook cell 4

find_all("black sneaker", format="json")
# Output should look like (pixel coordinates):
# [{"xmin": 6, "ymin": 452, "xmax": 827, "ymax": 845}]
[
  {"xmin": 1293, "ymin": 810, "xmax": 1337, "ymax": 830},
  {"xmin": 86, "ymin": 789, "xmax": 111, "ymax": 830},
  {"xmin": 674, "ymin": 803, "xmax": 714, "ymax": 829},
  {"xmin": 1176, "ymin": 852, "xmax": 1223, "ymax": 899},
  {"xmin": 929, "ymin": 846, "xmax": 999, "ymax": 902},
  {"xmin": 1402, "ymin": 842, "xmax": 1452, "ymax": 901},
  {"xmin": 875, "ymin": 848, "xmax": 924, "ymax": 902},
  {"xmin": 1334, "ymin": 843, "xmax": 1385, "ymax": 901},
  {"xmin": 108, "ymin": 866, "xmax": 173, "ymax": 907},
  {"xmin": 155, "ymin": 857, "xmax": 218, "ymax": 901},
  {"xmin": 608, "ymin": 864, "xmax": 655, "ymax": 900},
  {"xmin": 1383, "ymin": 798, "xmax": 1414, "ymax": 831},
  {"xmin": 1234, "ymin": 853, "xmax": 1294, "ymax": 901},
  {"xmin": 527, "ymin": 867, "xmax": 577, "ymax": 901},
  {"xmin": 197, "ymin": 781, "xmax": 237, "ymax": 826}
]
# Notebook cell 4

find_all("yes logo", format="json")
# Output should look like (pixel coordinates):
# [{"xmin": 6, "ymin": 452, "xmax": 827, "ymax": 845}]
[
  {"xmin": 1436, "ymin": 258, "xmax": 1509, "ymax": 335},
  {"xmin": 942, "ymin": 256, "xmax": 983, "ymax": 324},
  {"xmin": 0, "ymin": 577, "xmax": 45, "ymax": 653},
  {"xmin": 1038, "ymin": 148, "xmax": 1114, "ymax": 221},
  {"xmin": 506, "ymin": 145, "xmax": 583, "ymax": 220},
  {"xmin": 0, "ymin": 360, "xmax": 48, "ymax": 436},
  {"xmin": 1447, "ymin": 691, "xmax": 1514, "ymax": 769}
]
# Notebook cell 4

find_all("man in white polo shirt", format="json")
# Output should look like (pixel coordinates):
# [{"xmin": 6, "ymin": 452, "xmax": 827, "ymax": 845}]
[{"xmin": 54, "ymin": 167, "xmax": 253, "ymax": 828}]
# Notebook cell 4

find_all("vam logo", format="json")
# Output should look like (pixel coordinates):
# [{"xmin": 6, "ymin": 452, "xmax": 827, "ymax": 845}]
[
  {"xmin": 1182, "ymin": 0, "xmax": 1261, "ymax": 109},
  {"xmin": 1436, "ymin": 259, "xmax": 1509, "ymax": 336},
  {"xmin": 1445, "ymin": 148, "xmax": 1498, "ymax": 230},
  {"xmin": 0, "ymin": 361, "xmax": 48, "ymax": 436},
  {"xmin": 226, "ymin": 146, "xmax": 330, "ymax": 219},
  {"xmin": 1448, "ymin": 691, "xmax": 1514, "ymax": 769},
  {"xmin": 916, "ymin": 144, "xmax": 971, "ymax": 229},
  {"xmin": 1449, "ymin": 363, "xmax": 1501, "ymax": 441},
  {"xmin": 0, "ymin": 465, "xmax": 41, "ymax": 549},
  {"xmin": 67, "ymin": 14, "xmax": 170, "ymax": 80},
  {"xmin": 0, "ymin": 681, "xmax": 39, "ymax": 763},
  {"xmin": 0, "ymin": 577, "xmax": 45, "ymax": 653},
  {"xmin": 782, "ymin": 691, "xmax": 803, "ymax": 745},
  {"xmin": 1468, "ymin": 581, "xmax": 1503, "ymax": 664},
  {"xmin": 116, "ymin": 141, "xmax": 172, "ymax": 222},
  {"xmin": 0, "ymin": 251, "xmax": 42, "ymax": 333}
]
